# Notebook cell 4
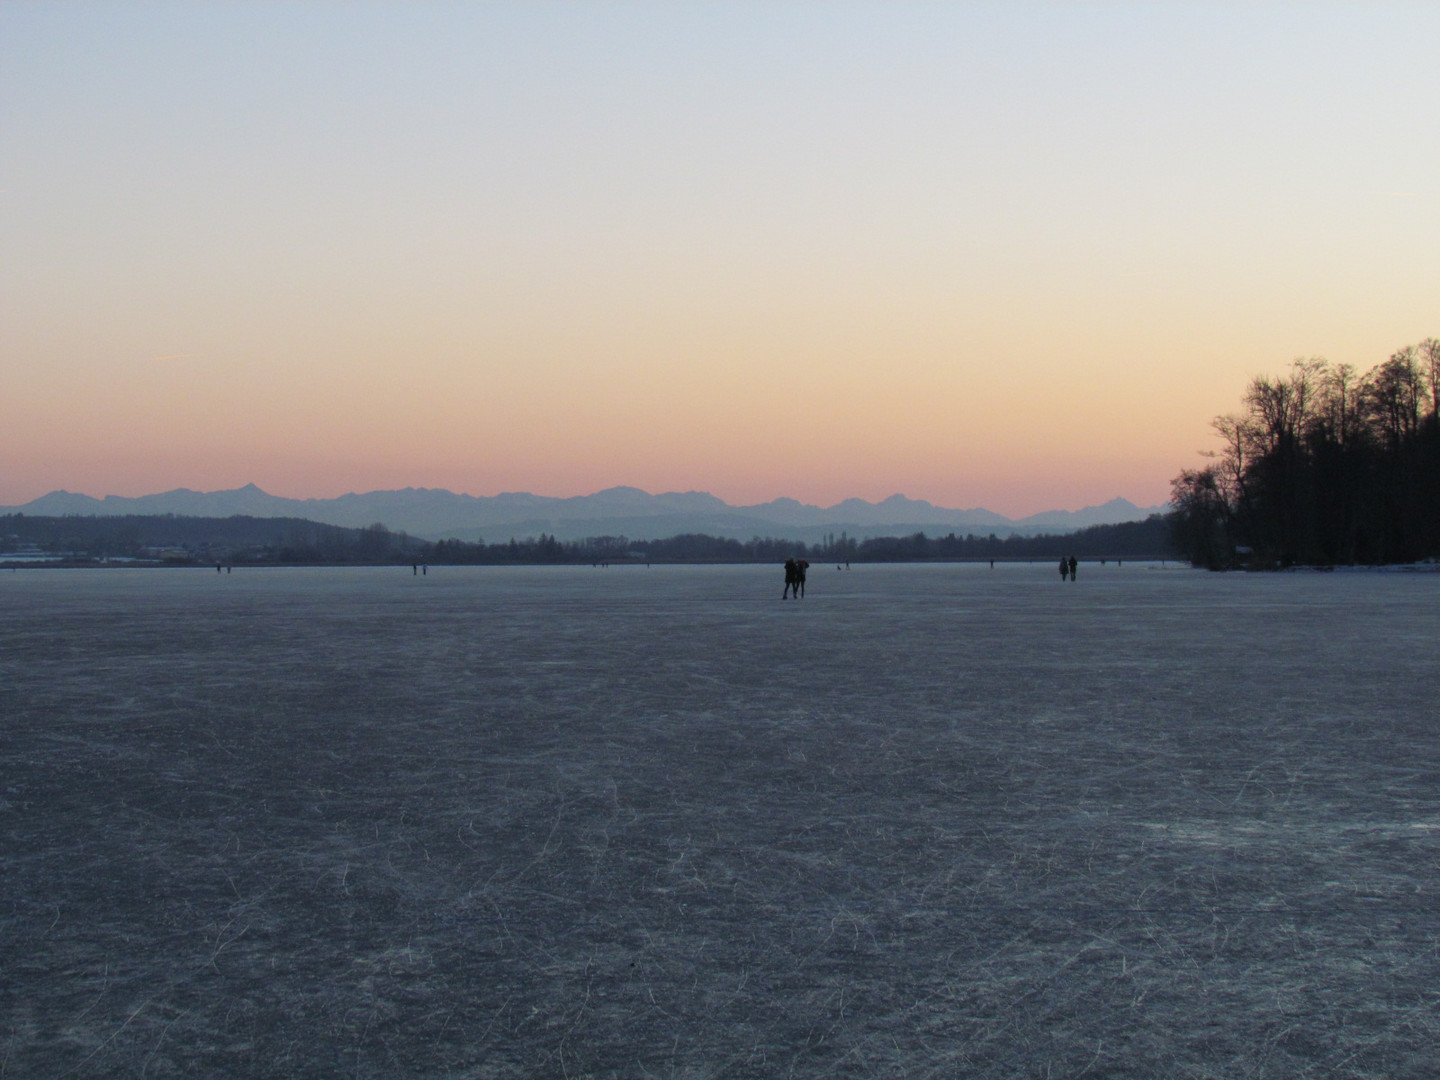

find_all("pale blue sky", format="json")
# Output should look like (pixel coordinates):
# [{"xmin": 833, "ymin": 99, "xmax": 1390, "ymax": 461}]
[{"xmin": 3, "ymin": 2, "xmax": 1437, "ymax": 512}]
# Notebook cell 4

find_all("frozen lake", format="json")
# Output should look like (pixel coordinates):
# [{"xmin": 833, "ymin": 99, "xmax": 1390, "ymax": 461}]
[{"xmin": 3, "ymin": 563, "xmax": 1439, "ymax": 1078}]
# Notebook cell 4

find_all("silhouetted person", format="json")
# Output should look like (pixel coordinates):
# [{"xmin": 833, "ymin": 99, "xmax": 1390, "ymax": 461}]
[
  {"xmin": 1059, "ymin": 557, "xmax": 1068, "ymax": 582},
  {"xmin": 1068, "ymin": 555, "xmax": 1078, "ymax": 581},
  {"xmin": 782, "ymin": 558, "xmax": 798, "ymax": 599},
  {"xmin": 797, "ymin": 559, "xmax": 809, "ymax": 596}
]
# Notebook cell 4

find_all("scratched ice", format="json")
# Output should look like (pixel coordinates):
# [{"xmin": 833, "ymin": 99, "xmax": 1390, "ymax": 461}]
[{"xmin": 3, "ymin": 563, "xmax": 1438, "ymax": 1078}]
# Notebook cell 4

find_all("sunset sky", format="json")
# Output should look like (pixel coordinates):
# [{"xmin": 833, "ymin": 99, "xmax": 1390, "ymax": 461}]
[{"xmin": 3, "ymin": 2, "xmax": 1437, "ymax": 517}]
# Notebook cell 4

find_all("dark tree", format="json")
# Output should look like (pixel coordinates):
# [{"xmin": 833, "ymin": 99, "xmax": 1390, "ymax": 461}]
[{"xmin": 1169, "ymin": 340, "xmax": 1439, "ymax": 568}]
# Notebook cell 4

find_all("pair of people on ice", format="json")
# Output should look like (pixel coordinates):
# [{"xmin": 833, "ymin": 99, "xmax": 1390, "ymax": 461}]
[
  {"xmin": 782, "ymin": 557, "xmax": 809, "ymax": 599},
  {"xmin": 1058, "ymin": 555, "xmax": 1078, "ymax": 581}
]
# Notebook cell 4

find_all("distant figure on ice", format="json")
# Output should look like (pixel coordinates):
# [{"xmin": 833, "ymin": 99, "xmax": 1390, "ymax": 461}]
[
  {"xmin": 783, "ymin": 558, "xmax": 798, "ymax": 599},
  {"xmin": 1059, "ymin": 556, "xmax": 1069, "ymax": 582},
  {"xmin": 796, "ymin": 559, "xmax": 809, "ymax": 598},
  {"xmin": 1068, "ymin": 555, "xmax": 1078, "ymax": 581}
]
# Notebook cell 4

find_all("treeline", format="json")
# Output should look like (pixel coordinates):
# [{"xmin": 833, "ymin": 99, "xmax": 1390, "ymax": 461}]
[
  {"xmin": 0, "ymin": 515, "xmax": 428, "ymax": 564},
  {"xmin": 432, "ymin": 516, "xmax": 1173, "ymax": 564},
  {"xmin": 2, "ymin": 513, "xmax": 1173, "ymax": 566},
  {"xmin": 1170, "ymin": 339, "xmax": 1440, "ymax": 568},
  {"xmin": 831, "ymin": 516, "xmax": 1172, "ymax": 562}
]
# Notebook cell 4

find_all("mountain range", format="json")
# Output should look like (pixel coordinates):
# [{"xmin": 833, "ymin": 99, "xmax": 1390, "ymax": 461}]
[{"xmin": 2, "ymin": 485, "xmax": 1168, "ymax": 543}]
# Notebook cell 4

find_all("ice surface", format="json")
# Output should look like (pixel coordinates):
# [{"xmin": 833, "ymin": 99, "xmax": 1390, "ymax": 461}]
[{"xmin": 2, "ymin": 563, "xmax": 1438, "ymax": 1077}]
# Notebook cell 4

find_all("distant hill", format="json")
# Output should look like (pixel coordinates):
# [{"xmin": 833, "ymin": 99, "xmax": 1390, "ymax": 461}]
[
  {"xmin": 1, "ymin": 512, "xmax": 1176, "ymax": 565},
  {"xmin": 1, "ymin": 484, "xmax": 1167, "ymax": 543}
]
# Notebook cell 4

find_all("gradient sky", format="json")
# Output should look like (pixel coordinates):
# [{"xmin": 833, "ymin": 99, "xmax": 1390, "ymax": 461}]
[{"xmin": 3, "ymin": 2, "xmax": 1437, "ymax": 516}]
